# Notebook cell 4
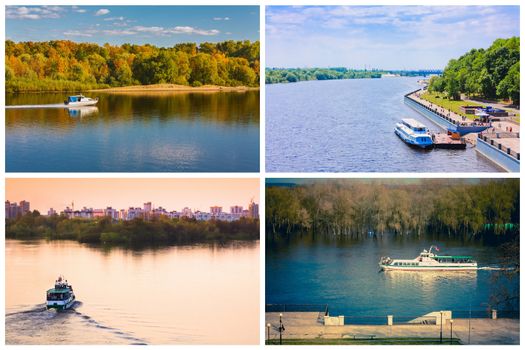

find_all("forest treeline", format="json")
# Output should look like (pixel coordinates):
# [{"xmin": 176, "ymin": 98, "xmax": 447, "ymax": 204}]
[
  {"xmin": 6, "ymin": 213, "xmax": 259, "ymax": 247},
  {"xmin": 265, "ymin": 68, "xmax": 434, "ymax": 84},
  {"xmin": 428, "ymin": 37, "xmax": 520, "ymax": 105},
  {"xmin": 266, "ymin": 180, "xmax": 519, "ymax": 242},
  {"xmin": 266, "ymin": 67, "xmax": 382, "ymax": 84},
  {"xmin": 5, "ymin": 39, "xmax": 260, "ymax": 92}
]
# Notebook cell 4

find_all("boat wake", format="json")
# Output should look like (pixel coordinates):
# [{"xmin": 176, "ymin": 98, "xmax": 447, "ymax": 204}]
[
  {"xmin": 5, "ymin": 302, "xmax": 148, "ymax": 345},
  {"xmin": 5, "ymin": 104, "xmax": 70, "ymax": 109},
  {"xmin": 477, "ymin": 266, "xmax": 515, "ymax": 271}
]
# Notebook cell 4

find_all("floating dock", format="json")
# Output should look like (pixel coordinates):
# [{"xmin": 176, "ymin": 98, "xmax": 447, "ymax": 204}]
[{"xmin": 432, "ymin": 133, "xmax": 466, "ymax": 149}]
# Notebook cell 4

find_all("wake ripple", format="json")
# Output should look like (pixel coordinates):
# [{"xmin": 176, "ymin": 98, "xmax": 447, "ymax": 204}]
[{"xmin": 6, "ymin": 301, "xmax": 148, "ymax": 345}]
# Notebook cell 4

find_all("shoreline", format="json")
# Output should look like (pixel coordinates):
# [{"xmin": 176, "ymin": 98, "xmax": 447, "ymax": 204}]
[{"xmin": 89, "ymin": 83, "xmax": 259, "ymax": 93}]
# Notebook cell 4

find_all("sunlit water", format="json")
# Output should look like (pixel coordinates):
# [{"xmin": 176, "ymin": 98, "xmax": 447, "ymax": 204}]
[
  {"xmin": 266, "ymin": 234, "xmax": 517, "ymax": 321},
  {"xmin": 6, "ymin": 91, "xmax": 259, "ymax": 172},
  {"xmin": 266, "ymin": 78, "xmax": 500, "ymax": 172},
  {"xmin": 6, "ymin": 239, "xmax": 259, "ymax": 345}
]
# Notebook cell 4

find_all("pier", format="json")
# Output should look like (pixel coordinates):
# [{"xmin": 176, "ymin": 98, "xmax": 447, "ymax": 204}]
[
  {"xmin": 266, "ymin": 311, "xmax": 519, "ymax": 345},
  {"xmin": 404, "ymin": 90, "xmax": 520, "ymax": 172}
]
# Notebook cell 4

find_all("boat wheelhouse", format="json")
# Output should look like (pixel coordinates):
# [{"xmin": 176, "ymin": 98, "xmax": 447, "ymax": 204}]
[
  {"xmin": 64, "ymin": 95, "xmax": 98, "ymax": 107},
  {"xmin": 46, "ymin": 276, "xmax": 76, "ymax": 310},
  {"xmin": 394, "ymin": 118, "xmax": 433, "ymax": 148},
  {"xmin": 379, "ymin": 246, "xmax": 477, "ymax": 271}
]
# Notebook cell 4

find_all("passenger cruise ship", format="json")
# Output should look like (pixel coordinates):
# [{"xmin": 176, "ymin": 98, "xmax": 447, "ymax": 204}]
[
  {"xmin": 379, "ymin": 246, "xmax": 478, "ymax": 271},
  {"xmin": 394, "ymin": 118, "xmax": 433, "ymax": 148}
]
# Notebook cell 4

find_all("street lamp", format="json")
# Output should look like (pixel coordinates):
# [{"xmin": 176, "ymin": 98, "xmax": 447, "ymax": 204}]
[
  {"xmin": 267, "ymin": 323, "xmax": 271, "ymax": 344},
  {"xmin": 450, "ymin": 319, "xmax": 454, "ymax": 344},
  {"xmin": 279, "ymin": 313, "xmax": 285, "ymax": 345},
  {"xmin": 439, "ymin": 311, "xmax": 443, "ymax": 343}
]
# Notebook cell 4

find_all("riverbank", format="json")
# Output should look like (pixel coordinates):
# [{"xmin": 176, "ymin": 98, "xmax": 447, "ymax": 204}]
[
  {"xmin": 90, "ymin": 83, "xmax": 259, "ymax": 93},
  {"xmin": 265, "ymin": 312, "xmax": 519, "ymax": 345},
  {"xmin": 406, "ymin": 90, "xmax": 520, "ymax": 172}
]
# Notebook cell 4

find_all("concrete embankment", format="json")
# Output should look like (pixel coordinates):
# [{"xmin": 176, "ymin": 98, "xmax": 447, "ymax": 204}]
[
  {"xmin": 266, "ymin": 312, "xmax": 519, "ymax": 345},
  {"xmin": 404, "ymin": 90, "xmax": 520, "ymax": 172}
]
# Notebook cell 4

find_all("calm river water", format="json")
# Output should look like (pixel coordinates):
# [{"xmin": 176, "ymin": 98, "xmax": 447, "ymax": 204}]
[
  {"xmin": 6, "ymin": 239, "xmax": 259, "ymax": 345},
  {"xmin": 266, "ymin": 78, "xmax": 500, "ymax": 172},
  {"xmin": 266, "ymin": 234, "xmax": 517, "ymax": 321},
  {"xmin": 6, "ymin": 91, "xmax": 259, "ymax": 172}
]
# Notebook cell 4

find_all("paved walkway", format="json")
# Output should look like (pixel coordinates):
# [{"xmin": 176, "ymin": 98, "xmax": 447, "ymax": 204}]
[
  {"xmin": 409, "ymin": 92, "xmax": 520, "ymax": 155},
  {"xmin": 266, "ymin": 312, "xmax": 519, "ymax": 345}
]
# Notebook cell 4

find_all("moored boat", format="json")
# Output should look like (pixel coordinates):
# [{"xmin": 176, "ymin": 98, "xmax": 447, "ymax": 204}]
[
  {"xmin": 379, "ymin": 246, "xmax": 477, "ymax": 271},
  {"xmin": 64, "ymin": 95, "xmax": 98, "ymax": 107},
  {"xmin": 394, "ymin": 118, "xmax": 433, "ymax": 148},
  {"xmin": 46, "ymin": 276, "xmax": 76, "ymax": 310}
]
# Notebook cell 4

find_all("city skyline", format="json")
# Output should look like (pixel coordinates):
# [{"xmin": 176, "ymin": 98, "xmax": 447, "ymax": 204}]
[
  {"xmin": 6, "ymin": 178, "xmax": 259, "ymax": 213},
  {"xmin": 266, "ymin": 5, "xmax": 519, "ymax": 69},
  {"xmin": 6, "ymin": 6, "xmax": 259, "ymax": 46}
]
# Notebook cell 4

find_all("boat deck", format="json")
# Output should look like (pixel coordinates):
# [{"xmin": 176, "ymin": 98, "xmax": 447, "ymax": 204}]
[{"xmin": 432, "ymin": 134, "xmax": 466, "ymax": 149}]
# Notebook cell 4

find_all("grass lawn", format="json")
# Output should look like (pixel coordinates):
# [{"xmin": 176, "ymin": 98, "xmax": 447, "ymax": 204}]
[
  {"xmin": 419, "ymin": 92, "xmax": 483, "ymax": 120},
  {"xmin": 420, "ymin": 92, "xmax": 520, "ymax": 123},
  {"xmin": 266, "ymin": 337, "xmax": 462, "ymax": 345}
]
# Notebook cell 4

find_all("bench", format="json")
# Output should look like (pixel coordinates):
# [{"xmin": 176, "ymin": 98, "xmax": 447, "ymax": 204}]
[{"xmin": 343, "ymin": 334, "xmax": 377, "ymax": 340}]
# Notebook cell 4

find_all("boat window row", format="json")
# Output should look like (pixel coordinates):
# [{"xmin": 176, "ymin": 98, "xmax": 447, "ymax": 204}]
[
  {"xmin": 47, "ymin": 292, "xmax": 70, "ymax": 300},
  {"xmin": 434, "ymin": 258, "xmax": 473, "ymax": 263},
  {"xmin": 393, "ymin": 262, "xmax": 420, "ymax": 266}
]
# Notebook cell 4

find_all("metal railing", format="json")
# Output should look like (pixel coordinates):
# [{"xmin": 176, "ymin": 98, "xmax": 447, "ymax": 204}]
[
  {"xmin": 265, "ymin": 303, "xmax": 329, "ymax": 315},
  {"xmin": 478, "ymin": 134, "xmax": 520, "ymax": 160}
]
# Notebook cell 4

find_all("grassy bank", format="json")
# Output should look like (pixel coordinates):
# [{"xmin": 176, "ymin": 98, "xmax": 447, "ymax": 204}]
[
  {"xmin": 419, "ymin": 92, "xmax": 483, "ymax": 120},
  {"xmin": 266, "ymin": 337, "xmax": 462, "ymax": 345}
]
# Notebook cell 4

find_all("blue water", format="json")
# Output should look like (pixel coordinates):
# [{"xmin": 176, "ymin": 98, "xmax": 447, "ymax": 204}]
[
  {"xmin": 266, "ymin": 234, "xmax": 518, "ymax": 320},
  {"xmin": 6, "ymin": 91, "xmax": 259, "ymax": 172},
  {"xmin": 266, "ymin": 78, "xmax": 500, "ymax": 172}
]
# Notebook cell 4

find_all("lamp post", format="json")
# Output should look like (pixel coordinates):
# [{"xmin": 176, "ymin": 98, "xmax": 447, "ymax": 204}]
[
  {"xmin": 450, "ymin": 319, "xmax": 454, "ymax": 344},
  {"xmin": 267, "ymin": 323, "xmax": 271, "ymax": 344},
  {"xmin": 279, "ymin": 313, "xmax": 284, "ymax": 345},
  {"xmin": 439, "ymin": 311, "xmax": 443, "ymax": 343}
]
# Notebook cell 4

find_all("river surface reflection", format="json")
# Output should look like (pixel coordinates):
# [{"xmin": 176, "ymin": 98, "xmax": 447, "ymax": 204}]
[
  {"xmin": 6, "ymin": 239, "xmax": 260, "ymax": 344},
  {"xmin": 6, "ymin": 91, "xmax": 259, "ymax": 172}
]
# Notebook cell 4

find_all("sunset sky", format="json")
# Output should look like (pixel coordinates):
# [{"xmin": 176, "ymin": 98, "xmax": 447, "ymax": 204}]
[{"xmin": 6, "ymin": 178, "xmax": 259, "ymax": 213}]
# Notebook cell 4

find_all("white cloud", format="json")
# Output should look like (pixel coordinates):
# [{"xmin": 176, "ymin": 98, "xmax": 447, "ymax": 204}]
[
  {"xmin": 95, "ymin": 9, "xmax": 110, "ymax": 16},
  {"xmin": 71, "ymin": 6, "xmax": 86, "ymax": 13},
  {"xmin": 103, "ymin": 29, "xmax": 136, "ymax": 35},
  {"xmin": 213, "ymin": 17, "xmax": 230, "ymax": 21},
  {"xmin": 130, "ymin": 25, "xmax": 220, "ymax": 36},
  {"xmin": 104, "ymin": 16, "xmax": 125, "ymax": 21},
  {"xmin": 63, "ymin": 30, "xmax": 93, "ymax": 37},
  {"xmin": 6, "ymin": 6, "xmax": 64, "ymax": 20},
  {"xmin": 170, "ymin": 26, "xmax": 220, "ymax": 36}
]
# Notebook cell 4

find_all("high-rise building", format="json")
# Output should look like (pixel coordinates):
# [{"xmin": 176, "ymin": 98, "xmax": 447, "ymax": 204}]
[
  {"xmin": 19, "ymin": 200, "xmax": 30, "ymax": 216},
  {"xmin": 5, "ymin": 200, "xmax": 30, "ymax": 219},
  {"xmin": 230, "ymin": 205, "xmax": 243, "ymax": 214},
  {"xmin": 144, "ymin": 202, "xmax": 152, "ymax": 213},
  {"xmin": 248, "ymin": 201, "xmax": 259, "ymax": 219},
  {"xmin": 48, "ymin": 208, "xmax": 57, "ymax": 216},
  {"xmin": 210, "ymin": 206, "xmax": 222, "ymax": 216}
]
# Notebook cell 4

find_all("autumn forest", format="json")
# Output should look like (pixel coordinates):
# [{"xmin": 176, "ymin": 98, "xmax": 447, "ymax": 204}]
[{"xmin": 5, "ymin": 39, "xmax": 260, "ymax": 92}]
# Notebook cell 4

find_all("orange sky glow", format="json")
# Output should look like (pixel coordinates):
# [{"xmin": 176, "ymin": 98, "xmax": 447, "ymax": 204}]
[{"xmin": 6, "ymin": 178, "xmax": 260, "ymax": 213}]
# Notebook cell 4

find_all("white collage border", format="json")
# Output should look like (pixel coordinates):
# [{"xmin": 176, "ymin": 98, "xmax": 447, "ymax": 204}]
[{"xmin": 1, "ymin": 0, "xmax": 523, "ymax": 349}]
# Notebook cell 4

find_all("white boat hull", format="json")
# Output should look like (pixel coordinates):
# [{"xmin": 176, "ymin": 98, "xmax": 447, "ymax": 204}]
[
  {"xmin": 47, "ymin": 295, "xmax": 76, "ymax": 310},
  {"xmin": 65, "ymin": 100, "xmax": 98, "ymax": 107},
  {"xmin": 381, "ymin": 264, "xmax": 478, "ymax": 271}
]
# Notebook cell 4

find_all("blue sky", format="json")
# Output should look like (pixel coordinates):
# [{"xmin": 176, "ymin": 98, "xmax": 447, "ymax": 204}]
[
  {"xmin": 6, "ymin": 6, "xmax": 259, "ymax": 46},
  {"xmin": 267, "ymin": 6, "xmax": 519, "ymax": 70}
]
